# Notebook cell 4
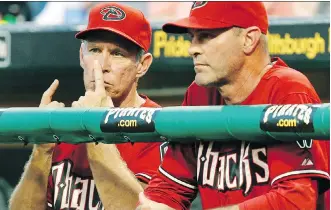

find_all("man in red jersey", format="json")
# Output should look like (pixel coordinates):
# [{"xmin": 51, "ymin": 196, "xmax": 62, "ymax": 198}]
[
  {"xmin": 9, "ymin": 3, "xmax": 168, "ymax": 210},
  {"xmin": 139, "ymin": 2, "xmax": 330, "ymax": 210}
]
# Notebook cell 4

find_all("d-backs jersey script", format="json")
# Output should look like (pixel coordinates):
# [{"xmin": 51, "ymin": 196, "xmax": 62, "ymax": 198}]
[
  {"xmin": 46, "ymin": 95, "xmax": 168, "ymax": 210},
  {"xmin": 145, "ymin": 58, "xmax": 330, "ymax": 209}
]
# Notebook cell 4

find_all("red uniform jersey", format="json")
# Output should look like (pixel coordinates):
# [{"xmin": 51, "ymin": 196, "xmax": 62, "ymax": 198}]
[
  {"xmin": 46, "ymin": 95, "xmax": 167, "ymax": 210},
  {"xmin": 144, "ymin": 58, "xmax": 330, "ymax": 209}
]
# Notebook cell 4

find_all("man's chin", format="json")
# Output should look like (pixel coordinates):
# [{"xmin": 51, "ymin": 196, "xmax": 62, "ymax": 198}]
[
  {"xmin": 195, "ymin": 75, "xmax": 227, "ymax": 88},
  {"xmin": 195, "ymin": 77, "xmax": 211, "ymax": 87},
  {"xmin": 106, "ymin": 90, "xmax": 121, "ymax": 99}
]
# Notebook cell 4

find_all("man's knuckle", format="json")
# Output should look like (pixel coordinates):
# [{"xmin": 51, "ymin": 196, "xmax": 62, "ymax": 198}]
[
  {"xmin": 85, "ymin": 91, "xmax": 93, "ymax": 95},
  {"xmin": 96, "ymin": 92, "xmax": 105, "ymax": 98},
  {"xmin": 72, "ymin": 102, "xmax": 77, "ymax": 107}
]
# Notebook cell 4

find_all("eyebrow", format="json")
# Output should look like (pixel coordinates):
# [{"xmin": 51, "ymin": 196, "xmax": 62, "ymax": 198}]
[
  {"xmin": 86, "ymin": 42, "xmax": 99, "ymax": 48},
  {"xmin": 111, "ymin": 47, "xmax": 128, "ymax": 53},
  {"xmin": 187, "ymin": 29, "xmax": 211, "ymax": 37},
  {"xmin": 188, "ymin": 29, "xmax": 207, "ymax": 33}
]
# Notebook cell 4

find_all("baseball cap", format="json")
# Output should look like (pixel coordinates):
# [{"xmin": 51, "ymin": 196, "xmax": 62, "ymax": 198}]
[
  {"xmin": 75, "ymin": 3, "xmax": 151, "ymax": 52},
  {"xmin": 163, "ymin": 2, "xmax": 268, "ymax": 34}
]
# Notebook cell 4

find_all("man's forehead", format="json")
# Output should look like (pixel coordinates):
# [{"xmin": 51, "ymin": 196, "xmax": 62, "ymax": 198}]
[
  {"xmin": 85, "ymin": 40, "xmax": 125, "ymax": 51},
  {"xmin": 84, "ymin": 30, "xmax": 138, "ymax": 50},
  {"xmin": 86, "ymin": 40, "xmax": 120, "ymax": 47}
]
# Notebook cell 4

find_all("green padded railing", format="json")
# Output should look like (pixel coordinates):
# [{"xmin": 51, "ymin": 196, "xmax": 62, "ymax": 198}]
[{"xmin": 0, "ymin": 103, "xmax": 329, "ymax": 145}]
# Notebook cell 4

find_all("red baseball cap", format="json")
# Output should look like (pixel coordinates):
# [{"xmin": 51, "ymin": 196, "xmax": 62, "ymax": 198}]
[
  {"xmin": 163, "ymin": 2, "xmax": 268, "ymax": 34},
  {"xmin": 75, "ymin": 3, "xmax": 151, "ymax": 52}
]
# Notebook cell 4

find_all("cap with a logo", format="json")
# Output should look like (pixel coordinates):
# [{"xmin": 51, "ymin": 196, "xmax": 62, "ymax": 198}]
[
  {"xmin": 163, "ymin": 2, "xmax": 268, "ymax": 34},
  {"xmin": 75, "ymin": 3, "xmax": 151, "ymax": 52}
]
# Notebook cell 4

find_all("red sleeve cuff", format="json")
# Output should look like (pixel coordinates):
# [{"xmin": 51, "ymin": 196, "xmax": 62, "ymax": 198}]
[
  {"xmin": 135, "ymin": 173, "xmax": 152, "ymax": 184},
  {"xmin": 271, "ymin": 171, "xmax": 329, "ymax": 193}
]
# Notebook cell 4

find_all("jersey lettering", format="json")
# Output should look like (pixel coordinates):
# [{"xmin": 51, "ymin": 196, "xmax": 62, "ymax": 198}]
[
  {"xmin": 51, "ymin": 161, "xmax": 104, "ymax": 210},
  {"xmin": 296, "ymin": 139, "xmax": 313, "ymax": 149},
  {"xmin": 160, "ymin": 142, "xmax": 169, "ymax": 161},
  {"xmin": 197, "ymin": 141, "xmax": 269, "ymax": 196}
]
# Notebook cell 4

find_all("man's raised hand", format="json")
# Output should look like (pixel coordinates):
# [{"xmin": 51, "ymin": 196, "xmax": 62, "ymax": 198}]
[{"xmin": 39, "ymin": 79, "xmax": 65, "ymax": 108}]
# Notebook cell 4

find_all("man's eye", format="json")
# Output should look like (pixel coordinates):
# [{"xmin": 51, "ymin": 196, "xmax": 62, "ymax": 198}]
[
  {"xmin": 112, "ymin": 51, "xmax": 124, "ymax": 57},
  {"xmin": 89, "ymin": 48, "xmax": 101, "ymax": 53},
  {"xmin": 198, "ymin": 33, "xmax": 214, "ymax": 41}
]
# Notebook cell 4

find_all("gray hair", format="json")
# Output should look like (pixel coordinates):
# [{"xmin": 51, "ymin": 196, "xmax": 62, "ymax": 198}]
[
  {"xmin": 260, "ymin": 34, "xmax": 269, "ymax": 54},
  {"xmin": 136, "ymin": 48, "xmax": 145, "ymax": 62},
  {"xmin": 232, "ymin": 27, "xmax": 269, "ymax": 54},
  {"xmin": 233, "ymin": 27, "xmax": 243, "ymax": 36}
]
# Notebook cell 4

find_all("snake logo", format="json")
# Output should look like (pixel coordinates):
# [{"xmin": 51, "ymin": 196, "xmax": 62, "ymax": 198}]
[
  {"xmin": 191, "ymin": 1, "xmax": 208, "ymax": 10},
  {"xmin": 100, "ymin": 6, "xmax": 126, "ymax": 21}
]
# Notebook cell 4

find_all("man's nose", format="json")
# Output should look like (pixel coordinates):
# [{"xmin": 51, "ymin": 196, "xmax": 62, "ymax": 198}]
[
  {"xmin": 98, "ymin": 52, "xmax": 111, "ymax": 73},
  {"xmin": 188, "ymin": 38, "xmax": 202, "ymax": 58}
]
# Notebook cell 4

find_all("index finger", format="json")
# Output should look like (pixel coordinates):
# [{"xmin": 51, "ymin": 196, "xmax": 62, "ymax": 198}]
[
  {"xmin": 94, "ymin": 60, "xmax": 105, "ymax": 93},
  {"xmin": 40, "ymin": 79, "xmax": 59, "ymax": 105}
]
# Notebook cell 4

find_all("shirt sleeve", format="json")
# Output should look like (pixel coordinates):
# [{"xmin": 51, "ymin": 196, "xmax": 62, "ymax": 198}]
[
  {"xmin": 239, "ymin": 178, "xmax": 318, "ymax": 210},
  {"xmin": 124, "ymin": 142, "xmax": 168, "ymax": 184},
  {"xmin": 238, "ymin": 92, "xmax": 328, "ymax": 210},
  {"xmin": 144, "ymin": 143, "xmax": 198, "ymax": 210},
  {"xmin": 268, "ymin": 93, "xmax": 330, "ymax": 193}
]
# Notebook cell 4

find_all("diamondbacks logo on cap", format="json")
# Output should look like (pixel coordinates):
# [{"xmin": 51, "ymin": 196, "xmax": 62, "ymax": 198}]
[
  {"xmin": 191, "ymin": 1, "xmax": 207, "ymax": 10},
  {"xmin": 100, "ymin": 6, "xmax": 126, "ymax": 21}
]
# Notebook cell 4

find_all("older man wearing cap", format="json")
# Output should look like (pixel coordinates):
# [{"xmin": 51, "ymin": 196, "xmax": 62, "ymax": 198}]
[
  {"xmin": 139, "ymin": 2, "xmax": 329, "ymax": 210},
  {"xmin": 9, "ymin": 3, "xmax": 168, "ymax": 210}
]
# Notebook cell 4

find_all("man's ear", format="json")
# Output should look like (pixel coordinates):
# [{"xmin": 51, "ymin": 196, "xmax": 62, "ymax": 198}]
[
  {"xmin": 136, "ymin": 53, "xmax": 153, "ymax": 79},
  {"xmin": 243, "ymin": 26, "xmax": 262, "ymax": 55}
]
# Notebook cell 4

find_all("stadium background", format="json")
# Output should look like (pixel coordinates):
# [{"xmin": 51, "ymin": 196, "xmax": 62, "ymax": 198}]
[{"xmin": 0, "ymin": 1, "xmax": 329, "ymax": 209}]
